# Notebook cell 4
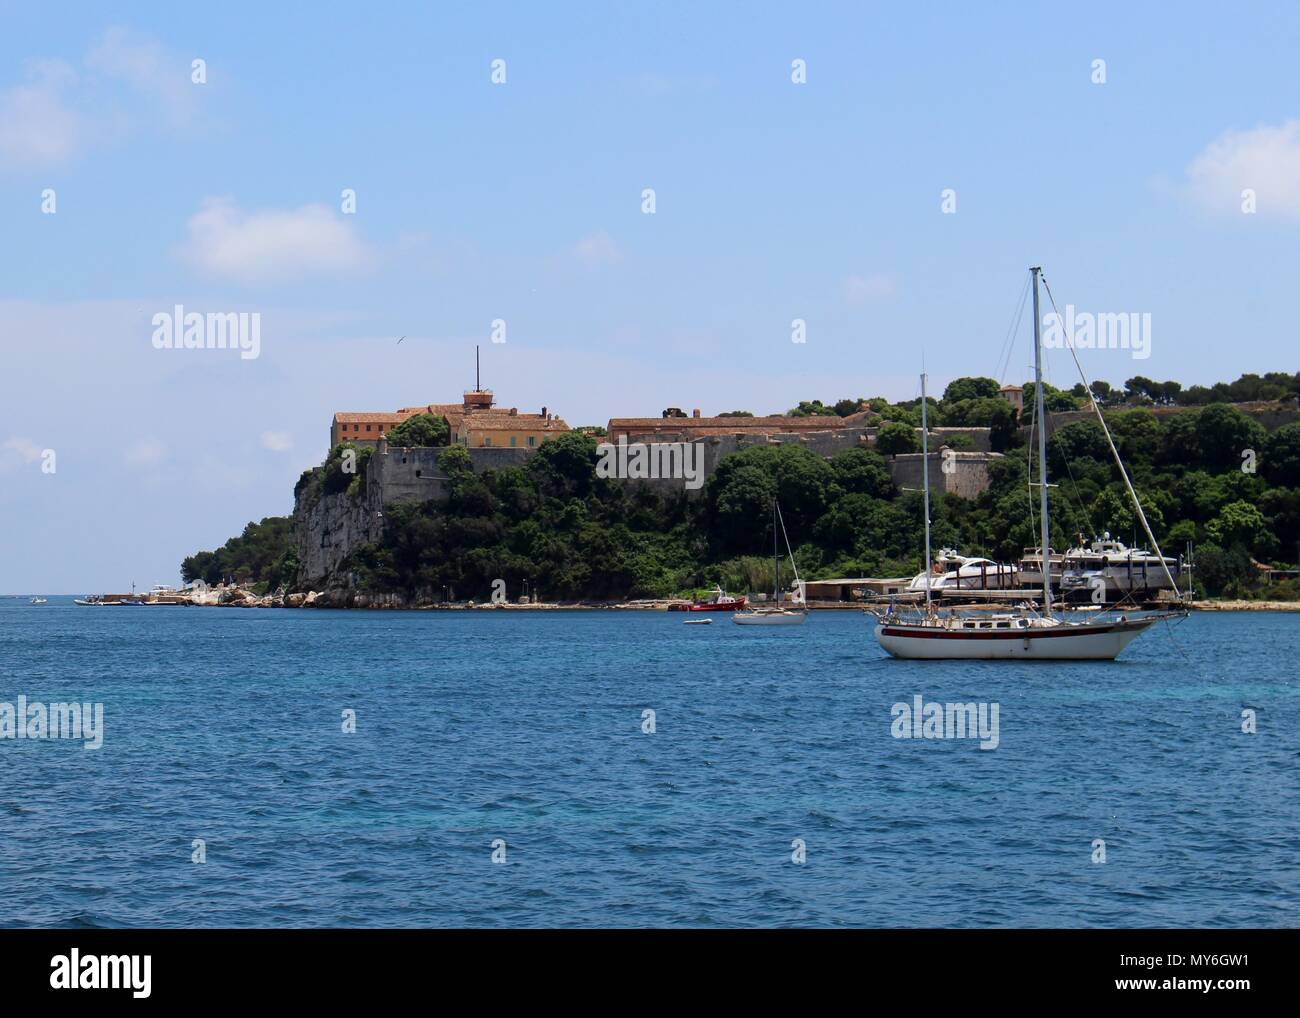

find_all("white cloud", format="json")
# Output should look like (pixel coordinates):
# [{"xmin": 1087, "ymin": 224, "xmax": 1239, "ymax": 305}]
[
  {"xmin": 178, "ymin": 197, "xmax": 374, "ymax": 283},
  {"xmin": 572, "ymin": 230, "xmax": 622, "ymax": 267},
  {"xmin": 843, "ymin": 273, "xmax": 899, "ymax": 304},
  {"xmin": 0, "ymin": 29, "xmax": 204, "ymax": 170},
  {"xmin": 123, "ymin": 438, "xmax": 167, "ymax": 467},
  {"xmin": 86, "ymin": 25, "xmax": 198, "ymax": 129},
  {"xmin": 2, "ymin": 436, "xmax": 45, "ymax": 466},
  {"xmin": 0, "ymin": 61, "xmax": 84, "ymax": 168},
  {"xmin": 261, "ymin": 430, "xmax": 294, "ymax": 452},
  {"xmin": 1185, "ymin": 119, "xmax": 1300, "ymax": 221}
]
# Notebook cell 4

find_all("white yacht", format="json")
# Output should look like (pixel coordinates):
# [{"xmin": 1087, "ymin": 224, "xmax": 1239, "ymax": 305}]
[
  {"xmin": 907, "ymin": 550, "xmax": 1019, "ymax": 592},
  {"xmin": 1060, "ymin": 534, "xmax": 1181, "ymax": 602}
]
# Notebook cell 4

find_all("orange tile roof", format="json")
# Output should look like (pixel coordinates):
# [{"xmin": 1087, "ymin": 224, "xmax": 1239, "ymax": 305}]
[
  {"xmin": 334, "ymin": 412, "xmax": 408, "ymax": 424},
  {"xmin": 467, "ymin": 416, "xmax": 570, "ymax": 431},
  {"xmin": 609, "ymin": 415, "xmax": 845, "ymax": 431}
]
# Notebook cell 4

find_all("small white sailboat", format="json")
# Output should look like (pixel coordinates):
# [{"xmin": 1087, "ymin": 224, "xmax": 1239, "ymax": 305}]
[
  {"xmin": 733, "ymin": 501, "xmax": 808, "ymax": 626},
  {"xmin": 869, "ymin": 267, "xmax": 1184, "ymax": 660},
  {"xmin": 29, "ymin": 596, "xmax": 47, "ymax": 605}
]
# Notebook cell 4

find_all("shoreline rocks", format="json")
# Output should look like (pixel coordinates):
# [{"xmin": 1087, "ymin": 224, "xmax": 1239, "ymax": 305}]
[{"xmin": 162, "ymin": 588, "xmax": 1300, "ymax": 612}]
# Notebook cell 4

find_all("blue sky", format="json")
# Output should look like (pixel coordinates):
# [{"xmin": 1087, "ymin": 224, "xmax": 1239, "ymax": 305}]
[{"xmin": 3, "ymin": 1, "xmax": 1299, "ymax": 592}]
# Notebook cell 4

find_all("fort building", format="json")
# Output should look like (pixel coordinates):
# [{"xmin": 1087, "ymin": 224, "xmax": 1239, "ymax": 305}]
[
  {"xmin": 607, "ymin": 407, "xmax": 877, "ymax": 443},
  {"xmin": 328, "ymin": 348, "xmax": 569, "ymax": 451},
  {"xmin": 999, "ymin": 384, "xmax": 1024, "ymax": 413},
  {"xmin": 330, "ymin": 391, "xmax": 570, "ymax": 450},
  {"xmin": 457, "ymin": 406, "xmax": 570, "ymax": 448}
]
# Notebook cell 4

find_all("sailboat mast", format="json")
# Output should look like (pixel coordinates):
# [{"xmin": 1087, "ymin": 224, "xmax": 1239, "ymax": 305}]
[
  {"xmin": 920, "ymin": 372, "xmax": 932, "ymax": 609},
  {"xmin": 773, "ymin": 500, "xmax": 780, "ymax": 604},
  {"xmin": 1031, "ymin": 266, "xmax": 1052, "ymax": 617}
]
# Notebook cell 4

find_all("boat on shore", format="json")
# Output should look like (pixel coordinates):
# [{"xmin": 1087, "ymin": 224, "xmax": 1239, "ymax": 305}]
[
  {"xmin": 907, "ymin": 549, "xmax": 1019, "ymax": 592},
  {"xmin": 1060, "ymin": 534, "xmax": 1182, "ymax": 602}
]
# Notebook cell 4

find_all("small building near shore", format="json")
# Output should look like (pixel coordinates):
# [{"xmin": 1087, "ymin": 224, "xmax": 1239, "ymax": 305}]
[{"xmin": 803, "ymin": 577, "xmax": 910, "ymax": 602}]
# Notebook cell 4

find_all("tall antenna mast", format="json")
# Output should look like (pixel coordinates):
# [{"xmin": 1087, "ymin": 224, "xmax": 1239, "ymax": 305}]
[{"xmin": 476, "ymin": 344, "xmax": 480, "ymax": 391}]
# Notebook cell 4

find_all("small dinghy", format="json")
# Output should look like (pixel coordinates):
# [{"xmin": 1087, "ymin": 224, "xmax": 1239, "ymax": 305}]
[{"xmin": 683, "ymin": 618, "xmax": 713, "ymax": 625}]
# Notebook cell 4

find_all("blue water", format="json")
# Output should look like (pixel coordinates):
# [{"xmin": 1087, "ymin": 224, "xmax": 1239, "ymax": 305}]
[{"xmin": 1, "ymin": 599, "xmax": 1297, "ymax": 928}]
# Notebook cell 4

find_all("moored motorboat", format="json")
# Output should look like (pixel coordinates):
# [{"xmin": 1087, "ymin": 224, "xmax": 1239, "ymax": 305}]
[{"xmin": 680, "ymin": 586, "xmax": 747, "ymax": 612}]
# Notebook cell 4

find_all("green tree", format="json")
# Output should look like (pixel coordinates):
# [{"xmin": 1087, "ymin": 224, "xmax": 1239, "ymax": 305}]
[
  {"xmin": 528, "ymin": 431, "xmax": 600, "ymax": 497},
  {"xmin": 322, "ymin": 443, "xmax": 372, "ymax": 496},
  {"xmin": 709, "ymin": 463, "xmax": 777, "ymax": 550},
  {"xmin": 876, "ymin": 421, "xmax": 920, "ymax": 455},
  {"xmin": 438, "ymin": 443, "xmax": 474, "ymax": 477},
  {"xmin": 1263, "ymin": 423, "xmax": 1300, "ymax": 488},
  {"xmin": 1206, "ymin": 500, "xmax": 1274, "ymax": 558},
  {"xmin": 787, "ymin": 400, "xmax": 838, "ymax": 417},
  {"xmin": 1108, "ymin": 408, "xmax": 1162, "ymax": 465},
  {"xmin": 181, "ymin": 517, "xmax": 295, "ymax": 590},
  {"xmin": 1193, "ymin": 543, "xmax": 1256, "ymax": 597},
  {"xmin": 941, "ymin": 376, "xmax": 1001, "ymax": 404},
  {"xmin": 386, "ymin": 413, "xmax": 450, "ymax": 447},
  {"xmin": 1195, "ymin": 404, "xmax": 1267, "ymax": 473},
  {"xmin": 832, "ymin": 449, "xmax": 894, "ymax": 501},
  {"xmin": 1047, "ymin": 421, "xmax": 1109, "ymax": 476}
]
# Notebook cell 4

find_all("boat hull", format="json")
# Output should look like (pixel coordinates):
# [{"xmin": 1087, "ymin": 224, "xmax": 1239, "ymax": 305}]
[
  {"xmin": 874, "ymin": 619, "xmax": 1153, "ymax": 660},
  {"xmin": 732, "ymin": 611, "xmax": 806, "ymax": 626},
  {"xmin": 686, "ymin": 599, "xmax": 746, "ymax": 612}
]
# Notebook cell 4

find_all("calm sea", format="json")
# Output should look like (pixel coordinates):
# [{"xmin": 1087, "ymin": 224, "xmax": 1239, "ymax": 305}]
[{"xmin": 1, "ymin": 599, "xmax": 1297, "ymax": 928}]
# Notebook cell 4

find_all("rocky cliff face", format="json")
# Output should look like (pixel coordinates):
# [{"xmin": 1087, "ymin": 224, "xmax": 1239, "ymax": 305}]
[
  {"xmin": 292, "ymin": 484, "xmax": 384, "ymax": 590},
  {"xmin": 290, "ymin": 442, "xmax": 532, "ymax": 591}
]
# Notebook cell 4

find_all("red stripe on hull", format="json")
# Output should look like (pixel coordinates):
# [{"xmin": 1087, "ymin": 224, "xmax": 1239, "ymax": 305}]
[{"xmin": 880, "ymin": 624, "xmax": 1119, "ymax": 640}]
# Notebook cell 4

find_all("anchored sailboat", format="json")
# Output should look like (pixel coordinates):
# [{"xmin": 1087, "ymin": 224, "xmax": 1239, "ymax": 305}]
[
  {"xmin": 869, "ymin": 266, "xmax": 1185, "ymax": 660},
  {"xmin": 733, "ymin": 501, "xmax": 807, "ymax": 626}
]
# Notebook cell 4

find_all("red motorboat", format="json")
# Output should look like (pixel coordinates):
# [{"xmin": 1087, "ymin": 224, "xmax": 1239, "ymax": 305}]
[{"xmin": 676, "ymin": 586, "xmax": 747, "ymax": 612}]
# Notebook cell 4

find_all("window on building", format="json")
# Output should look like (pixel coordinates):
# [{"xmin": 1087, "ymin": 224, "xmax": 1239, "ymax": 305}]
[
  {"xmin": 527, "ymin": 436, "xmax": 536, "ymax": 447},
  {"xmin": 366, "ymin": 424, "xmax": 372, "ymax": 432},
  {"xmin": 483, "ymin": 437, "xmax": 492, "ymax": 447},
  {"xmin": 510, "ymin": 436, "xmax": 517, "ymax": 447}
]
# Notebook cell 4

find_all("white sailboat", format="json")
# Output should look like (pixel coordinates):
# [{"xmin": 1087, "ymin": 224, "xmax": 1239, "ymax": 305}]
[
  {"xmin": 870, "ymin": 266, "xmax": 1184, "ymax": 660},
  {"xmin": 733, "ymin": 501, "xmax": 807, "ymax": 626}
]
